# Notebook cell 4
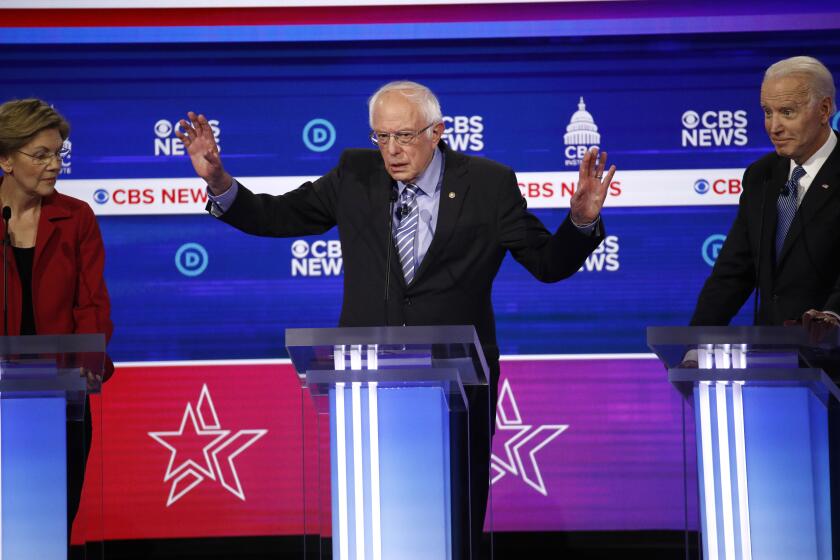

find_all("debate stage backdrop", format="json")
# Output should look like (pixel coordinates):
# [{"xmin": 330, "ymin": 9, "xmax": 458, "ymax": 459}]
[{"xmin": 2, "ymin": 0, "xmax": 840, "ymax": 546}]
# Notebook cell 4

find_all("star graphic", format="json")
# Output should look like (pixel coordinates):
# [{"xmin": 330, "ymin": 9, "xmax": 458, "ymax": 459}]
[
  {"xmin": 149, "ymin": 384, "xmax": 269, "ymax": 506},
  {"xmin": 149, "ymin": 403, "xmax": 230, "ymax": 482},
  {"xmin": 490, "ymin": 378, "xmax": 568, "ymax": 496}
]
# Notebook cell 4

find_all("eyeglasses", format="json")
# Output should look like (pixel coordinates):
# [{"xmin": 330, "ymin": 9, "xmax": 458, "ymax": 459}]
[
  {"xmin": 16, "ymin": 147, "xmax": 70, "ymax": 166},
  {"xmin": 370, "ymin": 122, "xmax": 436, "ymax": 147}
]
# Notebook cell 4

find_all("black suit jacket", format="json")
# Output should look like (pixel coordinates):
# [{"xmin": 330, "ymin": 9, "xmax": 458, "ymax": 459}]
[
  {"xmin": 691, "ymin": 130, "xmax": 840, "ymax": 326},
  {"xmin": 220, "ymin": 142, "xmax": 604, "ymax": 366}
]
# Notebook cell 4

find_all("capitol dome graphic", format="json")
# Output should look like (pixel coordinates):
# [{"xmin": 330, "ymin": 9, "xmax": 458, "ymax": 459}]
[{"xmin": 564, "ymin": 97, "xmax": 600, "ymax": 145}]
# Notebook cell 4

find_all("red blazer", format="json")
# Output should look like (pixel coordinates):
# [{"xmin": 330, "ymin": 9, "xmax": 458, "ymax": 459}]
[{"xmin": 0, "ymin": 189, "xmax": 113, "ymax": 378}]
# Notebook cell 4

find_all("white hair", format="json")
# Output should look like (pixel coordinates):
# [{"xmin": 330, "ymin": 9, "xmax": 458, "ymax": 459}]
[
  {"xmin": 368, "ymin": 81, "xmax": 443, "ymax": 133},
  {"xmin": 764, "ymin": 56, "xmax": 836, "ymax": 115}
]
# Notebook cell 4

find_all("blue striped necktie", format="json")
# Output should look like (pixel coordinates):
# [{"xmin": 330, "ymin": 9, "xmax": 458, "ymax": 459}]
[
  {"xmin": 775, "ymin": 165, "xmax": 806, "ymax": 262},
  {"xmin": 395, "ymin": 183, "xmax": 421, "ymax": 284}
]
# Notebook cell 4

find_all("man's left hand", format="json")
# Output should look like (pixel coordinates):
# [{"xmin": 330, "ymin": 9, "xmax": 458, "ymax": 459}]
[
  {"xmin": 801, "ymin": 309, "xmax": 840, "ymax": 345},
  {"xmin": 571, "ymin": 147, "xmax": 617, "ymax": 225}
]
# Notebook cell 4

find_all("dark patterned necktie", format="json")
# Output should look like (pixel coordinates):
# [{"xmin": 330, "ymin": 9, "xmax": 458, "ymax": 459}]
[
  {"xmin": 775, "ymin": 165, "xmax": 806, "ymax": 262},
  {"xmin": 395, "ymin": 183, "xmax": 421, "ymax": 283}
]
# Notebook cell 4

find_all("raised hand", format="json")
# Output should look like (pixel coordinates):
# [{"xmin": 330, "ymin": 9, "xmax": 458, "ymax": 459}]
[
  {"xmin": 570, "ymin": 147, "xmax": 616, "ymax": 225},
  {"xmin": 175, "ymin": 112, "xmax": 232, "ymax": 194}
]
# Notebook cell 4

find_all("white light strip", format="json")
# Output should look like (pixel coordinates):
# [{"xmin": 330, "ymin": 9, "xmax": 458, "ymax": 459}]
[
  {"xmin": 714, "ymin": 344, "xmax": 731, "ymax": 370},
  {"xmin": 732, "ymin": 382, "xmax": 752, "ymax": 560},
  {"xmin": 367, "ymin": 344, "xmax": 379, "ymax": 371},
  {"xmin": 350, "ymin": 345, "xmax": 362, "ymax": 371},
  {"xmin": 110, "ymin": 352, "xmax": 655, "ymax": 368},
  {"xmin": 698, "ymin": 382, "xmax": 720, "ymax": 560},
  {"xmin": 732, "ymin": 345, "xmax": 747, "ymax": 369},
  {"xmin": 699, "ymin": 345, "xmax": 713, "ymax": 369},
  {"xmin": 368, "ymin": 382, "xmax": 382, "ymax": 560},
  {"xmin": 117, "ymin": 358, "xmax": 293, "ymax": 367},
  {"xmin": 335, "ymin": 345, "xmax": 346, "ymax": 371},
  {"xmin": 715, "ymin": 382, "xmax": 736, "ymax": 560},
  {"xmin": 351, "ymin": 382, "xmax": 365, "ymax": 560},
  {"xmin": 335, "ymin": 383, "xmax": 349, "ymax": 560}
]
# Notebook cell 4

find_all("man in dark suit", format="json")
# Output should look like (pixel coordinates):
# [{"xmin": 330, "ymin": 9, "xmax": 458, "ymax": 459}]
[
  {"xmin": 178, "ymin": 81, "xmax": 615, "ymax": 556},
  {"xmin": 691, "ymin": 56, "xmax": 840, "ymax": 341}
]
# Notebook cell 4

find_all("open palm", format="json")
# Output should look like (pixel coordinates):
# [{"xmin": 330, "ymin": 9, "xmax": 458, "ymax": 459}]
[
  {"xmin": 176, "ymin": 111, "xmax": 231, "ymax": 193},
  {"xmin": 570, "ymin": 147, "xmax": 616, "ymax": 225}
]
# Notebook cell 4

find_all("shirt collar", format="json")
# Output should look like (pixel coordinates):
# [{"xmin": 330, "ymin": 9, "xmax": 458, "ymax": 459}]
[
  {"xmin": 790, "ymin": 129, "xmax": 837, "ymax": 179},
  {"xmin": 398, "ymin": 147, "xmax": 442, "ymax": 197}
]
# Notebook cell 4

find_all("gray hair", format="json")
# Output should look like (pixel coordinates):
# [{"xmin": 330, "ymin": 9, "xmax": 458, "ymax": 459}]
[
  {"xmin": 764, "ymin": 56, "xmax": 836, "ymax": 115},
  {"xmin": 368, "ymin": 81, "xmax": 443, "ymax": 133}
]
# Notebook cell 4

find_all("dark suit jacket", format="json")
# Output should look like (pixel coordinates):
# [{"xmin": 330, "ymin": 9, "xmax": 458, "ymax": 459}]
[
  {"xmin": 691, "ymin": 130, "xmax": 840, "ymax": 326},
  {"xmin": 220, "ymin": 142, "xmax": 604, "ymax": 367},
  {"xmin": 0, "ymin": 185, "xmax": 114, "ymax": 378}
]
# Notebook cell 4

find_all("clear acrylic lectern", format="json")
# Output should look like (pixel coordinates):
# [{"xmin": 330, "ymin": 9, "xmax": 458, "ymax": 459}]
[
  {"xmin": 287, "ymin": 325, "xmax": 491, "ymax": 560},
  {"xmin": 0, "ymin": 333, "xmax": 105, "ymax": 560},
  {"xmin": 648, "ymin": 326, "xmax": 840, "ymax": 560}
]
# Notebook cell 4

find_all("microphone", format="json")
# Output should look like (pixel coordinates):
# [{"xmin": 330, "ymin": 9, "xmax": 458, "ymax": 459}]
[
  {"xmin": 2, "ymin": 206, "xmax": 11, "ymax": 336},
  {"xmin": 779, "ymin": 185, "xmax": 788, "ymax": 196},
  {"xmin": 383, "ymin": 185, "xmax": 398, "ymax": 324}
]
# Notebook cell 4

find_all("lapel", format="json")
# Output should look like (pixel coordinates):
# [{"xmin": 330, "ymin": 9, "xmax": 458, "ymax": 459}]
[
  {"xmin": 778, "ymin": 130, "xmax": 840, "ymax": 266},
  {"xmin": 35, "ymin": 193, "xmax": 71, "ymax": 271},
  {"xmin": 410, "ymin": 142, "xmax": 469, "ymax": 286}
]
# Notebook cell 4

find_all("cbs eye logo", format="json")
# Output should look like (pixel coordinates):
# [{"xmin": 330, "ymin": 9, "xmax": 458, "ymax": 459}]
[
  {"xmin": 154, "ymin": 119, "xmax": 174, "ymax": 138},
  {"xmin": 681, "ymin": 111, "xmax": 701, "ymax": 129},
  {"xmin": 291, "ymin": 240, "xmax": 310, "ymax": 258},
  {"xmin": 93, "ymin": 189, "xmax": 109, "ymax": 204}
]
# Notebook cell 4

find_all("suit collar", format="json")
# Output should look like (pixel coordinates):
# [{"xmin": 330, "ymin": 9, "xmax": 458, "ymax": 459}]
[
  {"xmin": 41, "ymin": 191, "xmax": 73, "ymax": 220},
  {"xmin": 776, "ymin": 130, "xmax": 840, "ymax": 266},
  {"xmin": 804, "ymin": 129, "xmax": 840, "ymax": 192},
  {"xmin": 36, "ymin": 192, "xmax": 72, "ymax": 266},
  {"xmin": 788, "ymin": 127, "xmax": 837, "ymax": 182}
]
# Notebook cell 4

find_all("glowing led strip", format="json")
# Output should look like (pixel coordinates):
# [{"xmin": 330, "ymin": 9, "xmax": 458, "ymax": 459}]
[
  {"xmin": 715, "ymin": 381, "xmax": 736, "ymax": 559},
  {"xmin": 348, "ymin": 345, "xmax": 366, "ymax": 560},
  {"xmin": 334, "ymin": 343, "xmax": 384, "ymax": 560},
  {"xmin": 368, "ymin": 381, "xmax": 382, "ymax": 560},
  {"xmin": 732, "ymin": 381, "xmax": 752, "ymax": 560},
  {"xmin": 351, "ymin": 381, "xmax": 365, "ymax": 559},
  {"xmin": 698, "ymin": 381, "xmax": 719, "ymax": 559},
  {"xmin": 335, "ymin": 381, "xmax": 349, "ymax": 560}
]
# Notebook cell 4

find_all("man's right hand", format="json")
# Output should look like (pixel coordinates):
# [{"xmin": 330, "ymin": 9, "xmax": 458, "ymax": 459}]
[{"xmin": 176, "ymin": 112, "xmax": 233, "ymax": 195}]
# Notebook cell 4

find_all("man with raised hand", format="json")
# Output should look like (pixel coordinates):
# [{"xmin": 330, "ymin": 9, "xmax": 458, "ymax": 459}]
[{"xmin": 179, "ymin": 81, "xmax": 615, "ymax": 555}]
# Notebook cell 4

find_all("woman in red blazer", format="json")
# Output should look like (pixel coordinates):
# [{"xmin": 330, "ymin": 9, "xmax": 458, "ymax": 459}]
[{"xmin": 0, "ymin": 98, "xmax": 112, "ymax": 557}]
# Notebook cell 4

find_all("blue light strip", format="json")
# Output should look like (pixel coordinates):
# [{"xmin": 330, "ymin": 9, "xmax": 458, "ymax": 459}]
[{"xmin": 2, "ymin": 13, "xmax": 838, "ymax": 44}]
